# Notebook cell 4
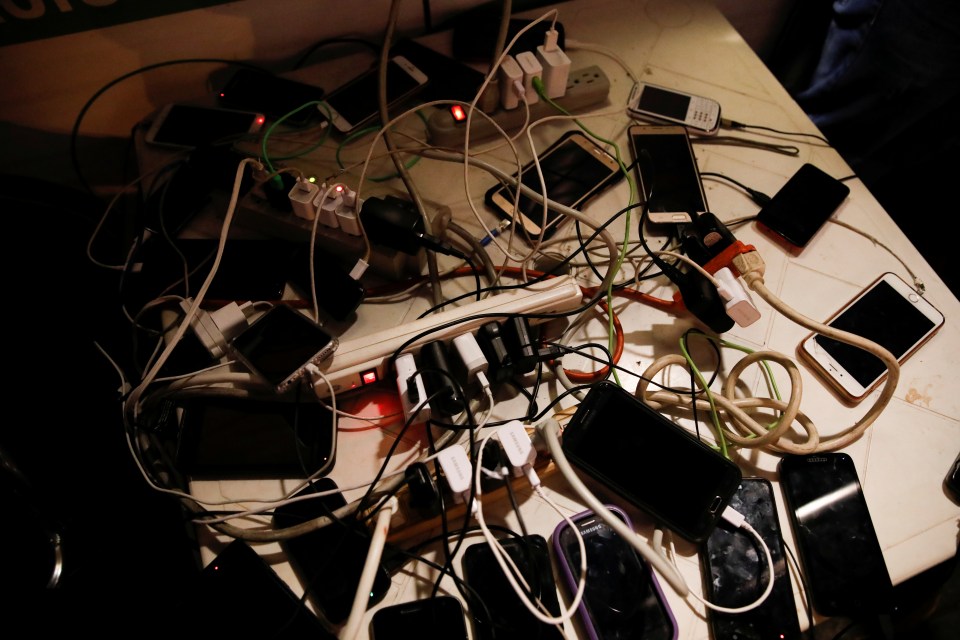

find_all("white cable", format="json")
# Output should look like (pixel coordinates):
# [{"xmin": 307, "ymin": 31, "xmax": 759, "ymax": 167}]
[{"xmin": 339, "ymin": 496, "xmax": 400, "ymax": 640}]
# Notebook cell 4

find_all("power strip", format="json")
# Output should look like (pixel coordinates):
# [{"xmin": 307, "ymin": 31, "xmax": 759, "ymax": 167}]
[
  {"xmin": 311, "ymin": 275, "xmax": 583, "ymax": 398},
  {"xmin": 426, "ymin": 65, "xmax": 611, "ymax": 148}
]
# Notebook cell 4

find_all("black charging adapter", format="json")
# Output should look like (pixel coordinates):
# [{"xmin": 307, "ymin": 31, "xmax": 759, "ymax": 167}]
[
  {"xmin": 404, "ymin": 462, "xmax": 441, "ymax": 517},
  {"xmin": 360, "ymin": 196, "xmax": 467, "ymax": 259},
  {"xmin": 475, "ymin": 321, "xmax": 514, "ymax": 384},
  {"xmin": 501, "ymin": 315, "xmax": 538, "ymax": 374},
  {"xmin": 418, "ymin": 340, "xmax": 464, "ymax": 417},
  {"xmin": 676, "ymin": 269, "xmax": 734, "ymax": 333}
]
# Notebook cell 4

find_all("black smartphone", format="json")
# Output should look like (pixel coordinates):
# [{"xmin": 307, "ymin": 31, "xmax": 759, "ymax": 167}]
[
  {"xmin": 317, "ymin": 55, "xmax": 428, "ymax": 134},
  {"xmin": 144, "ymin": 103, "xmax": 265, "ymax": 150},
  {"xmin": 273, "ymin": 478, "xmax": 392, "ymax": 625},
  {"xmin": 484, "ymin": 130, "xmax": 623, "ymax": 239},
  {"xmin": 778, "ymin": 453, "xmax": 894, "ymax": 617},
  {"xmin": 170, "ymin": 538, "xmax": 335, "ymax": 637},
  {"xmin": 700, "ymin": 477, "xmax": 802, "ymax": 640},
  {"xmin": 552, "ymin": 505, "xmax": 677, "ymax": 640},
  {"xmin": 217, "ymin": 68, "xmax": 325, "ymax": 127},
  {"xmin": 560, "ymin": 381, "xmax": 742, "ymax": 543},
  {"xmin": 288, "ymin": 245, "xmax": 366, "ymax": 321},
  {"xmin": 755, "ymin": 163, "xmax": 850, "ymax": 254},
  {"xmin": 173, "ymin": 396, "xmax": 336, "ymax": 478},
  {"xmin": 461, "ymin": 535, "xmax": 564, "ymax": 640},
  {"xmin": 370, "ymin": 596, "xmax": 469, "ymax": 640},
  {"xmin": 628, "ymin": 123, "xmax": 708, "ymax": 224},
  {"xmin": 229, "ymin": 304, "xmax": 338, "ymax": 394}
]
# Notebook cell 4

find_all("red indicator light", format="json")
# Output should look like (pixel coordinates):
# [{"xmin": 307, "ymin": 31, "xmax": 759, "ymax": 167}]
[
  {"xmin": 361, "ymin": 370, "xmax": 378, "ymax": 385},
  {"xmin": 450, "ymin": 105, "xmax": 466, "ymax": 122},
  {"xmin": 256, "ymin": 116, "xmax": 265, "ymax": 125}
]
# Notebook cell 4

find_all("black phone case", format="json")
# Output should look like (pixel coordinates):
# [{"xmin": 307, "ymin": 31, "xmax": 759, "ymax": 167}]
[
  {"xmin": 370, "ymin": 596, "xmax": 468, "ymax": 640},
  {"xmin": 755, "ymin": 163, "xmax": 849, "ymax": 250},
  {"xmin": 700, "ymin": 478, "xmax": 802, "ymax": 640}
]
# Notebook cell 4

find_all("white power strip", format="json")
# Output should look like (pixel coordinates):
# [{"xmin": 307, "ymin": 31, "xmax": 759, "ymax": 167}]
[{"xmin": 311, "ymin": 275, "xmax": 583, "ymax": 398}]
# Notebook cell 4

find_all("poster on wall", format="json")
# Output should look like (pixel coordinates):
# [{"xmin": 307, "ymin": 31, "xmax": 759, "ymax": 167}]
[{"xmin": 0, "ymin": 0, "xmax": 240, "ymax": 46}]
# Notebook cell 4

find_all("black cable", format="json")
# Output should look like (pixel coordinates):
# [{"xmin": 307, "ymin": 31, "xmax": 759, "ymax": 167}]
[
  {"xmin": 700, "ymin": 171, "xmax": 773, "ymax": 206},
  {"xmin": 293, "ymin": 37, "xmax": 381, "ymax": 70},
  {"xmin": 721, "ymin": 118, "xmax": 831, "ymax": 145}
]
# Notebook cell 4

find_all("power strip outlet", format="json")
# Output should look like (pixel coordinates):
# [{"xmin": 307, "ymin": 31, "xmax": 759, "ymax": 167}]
[
  {"xmin": 426, "ymin": 65, "xmax": 611, "ymax": 148},
  {"xmin": 311, "ymin": 275, "xmax": 583, "ymax": 398}
]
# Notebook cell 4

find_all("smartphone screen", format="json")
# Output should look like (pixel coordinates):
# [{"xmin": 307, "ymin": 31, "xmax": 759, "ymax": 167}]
[
  {"xmin": 217, "ymin": 68, "xmax": 325, "ymax": 126},
  {"xmin": 560, "ymin": 381, "xmax": 742, "ymax": 543},
  {"xmin": 145, "ymin": 103, "xmax": 265, "ymax": 149},
  {"xmin": 485, "ymin": 130, "xmax": 623, "ymax": 238},
  {"xmin": 755, "ymin": 163, "xmax": 849, "ymax": 252},
  {"xmin": 798, "ymin": 272, "xmax": 944, "ymax": 402},
  {"xmin": 318, "ymin": 56, "xmax": 427, "ymax": 133},
  {"xmin": 371, "ymin": 596, "xmax": 469, "ymax": 640},
  {"xmin": 700, "ymin": 478, "xmax": 802, "ymax": 640},
  {"xmin": 628, "ymin": 124, "xmax": 707, "ymax": 224},
  {"xmin": 461, "ymin": 535, "xmax": 564, "ymax": 640},
  {"xmin": 229, "ymin": 304, "xmax": 338, "ymax": 394},
  {"xmin": 778, "ymin": 453, "xmax": 894, "ymax": 616},
  {"xmin": 273, "ymin": 478, "xmax": 391, "ymax": 624},
  {"xmin": 553, "ymin": 506, "xmax": 677, "ymax": 640}
]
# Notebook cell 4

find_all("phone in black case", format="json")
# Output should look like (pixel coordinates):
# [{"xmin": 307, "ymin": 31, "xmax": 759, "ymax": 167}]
[
  {"xmin": 778, "ymin": 453, "xmax": 894, "ymax": 617},
  {"xmin": 371, "ymin": 596, "xmax": 469, "ymax": 640},
  {"xmin": 700, "ymin": 477, "xmax": 802, "ymax": 640}
]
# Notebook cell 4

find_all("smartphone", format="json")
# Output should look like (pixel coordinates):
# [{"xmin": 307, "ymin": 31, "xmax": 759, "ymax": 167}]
[
  {"xmin": 755, "ymin": 163, "xmax": 850, "ymax": 254},
  {"xmin": 317, "ymin": 55, "xmax": 428, "ymax": 134},
  {"xmin": 797, "ymin": 272, "xmax": 944, "ymax": 403},
  {"xmin": 559, "ymin": 381, "xmax": 742, "ymax": 543},
  {"xmin": 627, "ymin": 82, "xmax": 721, "ymax": 135},
  {"xmin": 552, "ymin": 505, "xmax": 677, "ymax": 640},
  {"xmin": 144, "ymin": 103, "xmax": 265, "ymax": 150},
  {"xmin": 945, "ymin": 451, "xmax": 960, "ymax": 504},
  {"xmin": 485, "ymin": 130, "xmax": 623, "ymax": 239},
  {"xmin": 170, "ymin": 538, "xmax": 335, "ymax": 637},
  {"xmin": 628, "ymin": 124, "xmax": 708, "ymax": 224},
  {"xmin": 229, "ymin": 304, "xmax": 338, "ymax": 394},
  {"xmin": 217, "ymin": 68, "xmax": 326, "ymax": 127},
  {"xmin": 288, "ymin": 245, "xmax": 366, "ymax": 321},
  {"xmin": 461, "ymin": 535, "xmax": 564, "ymax": 640},
  {"xmin": 173, "ymin": 396, "xmax": 336, "ymax": 478},
  {"xmin": 779, "ymin": 453, "xmax": 894, "ymax": 617},
  {"xmin": 370, "ymin": 596, "xmax": 469, "ymax": 640},
  {"xmin": 700, "ymin": 478, "xmax": 802, "ymax": 640},
  {"xmin": 273, "ymin": 478, "xmax": 391, "ymax": 625}
]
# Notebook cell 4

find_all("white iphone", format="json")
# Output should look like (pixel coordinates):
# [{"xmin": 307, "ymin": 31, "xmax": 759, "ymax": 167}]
[
  {"xmin": 798, "ymin": 272, "xmax": 944, "ymax": 404},
  {"xmin": 628, "ymin": 82, "xmax": 721, "ymax": 135},
  {"xmin": 316, "ymin": 55, "xmax": 428, "ymax": 134}
]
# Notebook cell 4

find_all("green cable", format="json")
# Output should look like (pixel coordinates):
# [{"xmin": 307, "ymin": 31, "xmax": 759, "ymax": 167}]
[
  {"xmin": 534, "ymin": 77, "xmax": 636, "ymax": 387},
  {"xmin": 335, "ymin": 110, "xmax": 429, "ymax": 182},
  {"xmin": 260, "ymin": 100, "xmax": 332, "ymax": 187}
]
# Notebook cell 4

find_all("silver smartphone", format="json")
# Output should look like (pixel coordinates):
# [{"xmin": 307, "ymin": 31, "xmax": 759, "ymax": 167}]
[
  {"xmin": 627, "ymin": 82, "xmax": 721, "ymax": 135},
  {"xmin": 316, "ymin": 55, "xmax": 428, "ymax": 134},
  {"xmin": 144, "ymin": 103, "xmax": 265, "ymax": 150},
  {"xmin": 797, "ymin": 272, "xmax": 944, "ymax": 404},
  {"xmin": 628, "ymin": 124, "xmax": 708, "ymax": 224}
]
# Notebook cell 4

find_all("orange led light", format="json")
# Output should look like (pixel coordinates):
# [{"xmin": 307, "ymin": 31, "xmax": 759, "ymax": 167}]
[
  {"xmin": 450, "ymin": 105, "xmax": 466, "ymax": 122},
  {"xmin": 361, "ymin": 370, "xmax": 378, "ymax": 385}
]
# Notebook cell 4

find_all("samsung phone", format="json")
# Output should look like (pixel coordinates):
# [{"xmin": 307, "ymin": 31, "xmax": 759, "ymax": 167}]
[
  {"xmin": 217, "ymin": 68, "xmax": 326, "ymax": 127},
  {"xmin": 755, "ymin": 163, "xmax": 850, "ymax": 254},
  {"xmin": 627, "ymin": 82, "xmax": 721, "ymax": 135},
  {"xmin": 628, "ymin": 124, "xmax": 708, "ymax": 224},
  {"xmin": 700, "ymin": 478, "xmax": 802, "ymax": 640},
  {"xmin": 461, "ymin": 535, "xmax": 564, "ymax": 640},
  {"xmin": 797, "ymin": 272, "xmax": 944, "ymax": 403},
  {"xmin": 273, "ymin": 478, "xmax": 392, "ymax": 625},
  {"xmin": 229, "ymin": 304, "xmax": 338, "ymax": 394},
  {"xmin": 370, "ymin": 596, "xmax": 469, "ymax": 640},
  {"xmin": 144, "ymin": 103, "xmax": 265, "ymax": 149},
  {"xmin": 317, "ymin": 55, "xmax": 428, "ymax": 134},
  {"xmin": 485, "ymin": 130, "xmax": 623, "ymax": 239},
  {"xmin": 552, "ymin": 505, "xmax": 677, "ymax": 640},
  {"xmin": 560, "ymin": 381, "xmax": 742, "ymax": 543},
  {"xmin": 778, "ymin": 453, "xmax": 894, "ymax": 617}
]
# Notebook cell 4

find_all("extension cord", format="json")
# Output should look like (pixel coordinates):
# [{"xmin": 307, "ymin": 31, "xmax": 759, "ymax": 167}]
[
  {"xmin": 310, "ymin": 275, "xmax": 583, "ymax": 398},
  {"xmin": 426, "ymin": 65, "xmax": 611, "ymax": 148}
]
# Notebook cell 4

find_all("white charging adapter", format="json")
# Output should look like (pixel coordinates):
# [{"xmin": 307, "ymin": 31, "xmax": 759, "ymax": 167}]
[
  {"xmin": 395, "ymin": 353, "xmax": 431, "ymax": 424},
  {"xmin": 288, "ymin": 179, "xmax": 320, "ymax": 221},
  {"xmin": 498, "ymin": 420, "xmax": 539, "ymax": 486},
  {"xmin": 333, "ymin": 184, "xmax": 362, "ymax": 236},
  {"xmin": 515, "ymin": 51, "xmax": 543, "ymax": 104},
  {"xmin": 452, "ymin": 332, "xmax": 490, "ymax": 391},
  {"xmin": 498, "ymin": 55, "xmax": 524, "ymax": 110},
  {"xmin": 180, "ymin": 299, "xmax": 255, "ymax": 359},
  {"xmin": 715, "ymin": 266, "xmax": 761, "ymax": 327},
  {"xmin": 437, "ymin": 444, "xmax": 474, "ymax": 506},
  {"xmin": 313, "ymin": 185, "xmax": 341, "ymax": 229},
  {"xmin": 535, "ymin": 29, "xmax": 571, "ymax": 99}
]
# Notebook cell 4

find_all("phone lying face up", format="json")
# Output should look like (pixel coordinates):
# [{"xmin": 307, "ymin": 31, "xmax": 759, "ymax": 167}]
[
  {"xmin": 628, "ymin": 124, "xmax": 708, "ymax": 224},
  {"xmin": 484, "ymin": 130, "xmax": 623, "ymax": 239},
  {"xmin": 560, "ymin": 381, "xmax": 742, "ymax": 543},
  {"xmin": 144, "ymin": 103, "xmax": 265, "ymax": 150},
  {"xmin": 552, "ymin": 505, "xmax": 677, "ymax": 640},
  {"xmin": 798, "ymin": 272, "xmax": 944, "ymax": 404}
]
